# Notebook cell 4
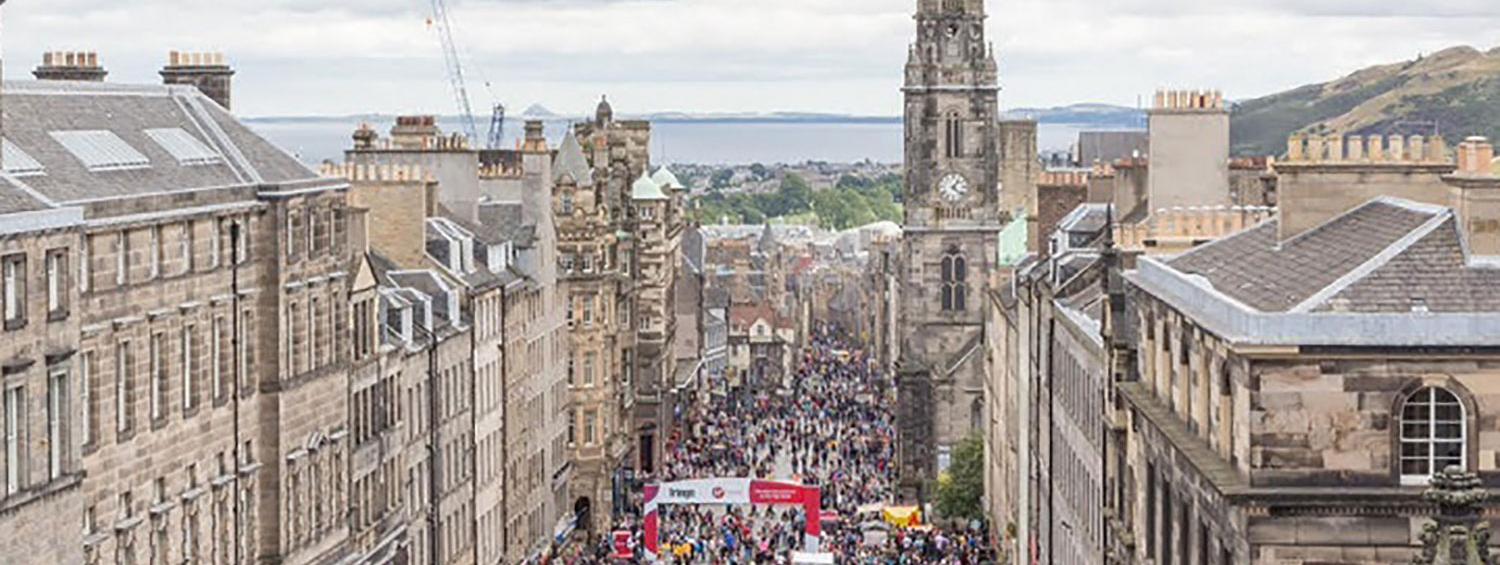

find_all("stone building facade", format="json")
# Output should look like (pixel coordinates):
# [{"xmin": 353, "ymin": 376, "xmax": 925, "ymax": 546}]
[
  {"xmin": 1111, "ymin": 139, "xmax": 1500, "ymax": 564},
  {"xmin": 344, "ymin": 119, "xmax": 573, "ymax": 563},
  {"xmin": 0, "ymin": 43, "xmax": 588, "ymax": 564},
  {"xmin": 552, "ymin": 127, "xmax": 626, "ymax": 535},
  {"xmin": 0, "ymin": 172, "xmax": 86, "ymax": 563},
  {"xmin": 0, "ymin": 56, "xmax": 359, "ymax": 565},
  {"xmin": 568, "ymin": 101, "xmax": 688, "ymax": 499}
]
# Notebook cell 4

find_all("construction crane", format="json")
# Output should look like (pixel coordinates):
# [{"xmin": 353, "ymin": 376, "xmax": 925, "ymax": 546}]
[
  {"xmin": 487, "ymin": 102, "xmax": 506, "ymax": 150},
  {"xmin": 428, "ymin": 0, "xmax": 479, "ymax": 144}
]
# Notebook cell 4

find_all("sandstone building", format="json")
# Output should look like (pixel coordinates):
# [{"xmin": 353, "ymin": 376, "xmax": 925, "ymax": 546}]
[
  {"xmin": 0, "ymin": 51, "xmax": 358, "ymax": 565},
  {"xmin": 343, "ymin": 118, "xmax": 572, "ymax": 563},
  {"xmin": 0, "ymin": 33, "xmax": 585, "ymax": 563}
]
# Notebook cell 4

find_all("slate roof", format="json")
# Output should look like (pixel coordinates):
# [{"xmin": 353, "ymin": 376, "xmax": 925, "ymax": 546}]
[
  {"xmin": 476, "ymin": 201, "xmax": 536, "ymax": 248},
  {"xmin": 552, "ymin": 131, "xmax": 593, "ymax": 186},
  {"xmin": 1165, "ymin": 197, "xmax": 1500, "ymax": 314},
  {"xmin": 1, "ymin": 80, "xmax": 330, "ymax": 204},
  {"xmin": 0, "ymin": 178, "xmax": 49, "ymax": 214}
]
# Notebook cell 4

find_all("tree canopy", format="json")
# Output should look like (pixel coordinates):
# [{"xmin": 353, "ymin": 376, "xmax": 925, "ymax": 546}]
[{"xmin": 935, "ymin": 435, "xmax": 985, "ymax": 523}]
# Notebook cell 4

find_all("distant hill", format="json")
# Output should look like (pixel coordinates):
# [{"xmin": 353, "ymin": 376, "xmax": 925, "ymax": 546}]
[
  {"xmin": 1230, "ymin": 46, "xmax": 1500, "ymax": 156},
  {"xmin": 520, "ymin": 104, "xmax": 559, "ymax": 118}
]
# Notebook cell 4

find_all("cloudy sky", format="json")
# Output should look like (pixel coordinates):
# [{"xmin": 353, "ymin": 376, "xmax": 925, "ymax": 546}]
[{"xmin": 4, "ymin": 0, "xmax": 1499, "ymax": 118}]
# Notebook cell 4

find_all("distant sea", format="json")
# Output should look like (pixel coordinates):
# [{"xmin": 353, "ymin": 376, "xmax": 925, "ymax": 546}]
[{"xmin": 247, "ymin": 116, "xmax": 1113, "ymax": 167}]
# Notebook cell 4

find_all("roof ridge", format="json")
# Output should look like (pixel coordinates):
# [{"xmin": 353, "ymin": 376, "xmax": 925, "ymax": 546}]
[{"xmin": 1288, "ymin": 209, "xmax": 1455, "ymax": 313}]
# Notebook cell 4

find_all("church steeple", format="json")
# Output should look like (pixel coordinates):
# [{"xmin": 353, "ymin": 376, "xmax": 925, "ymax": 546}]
[
  {"xmin": 917, "ymin": 0, "xmax": 984, "ymax": 17},
  {"xmin": 907, "ymin": 0, "xmax": 996, "ymax": 90}
]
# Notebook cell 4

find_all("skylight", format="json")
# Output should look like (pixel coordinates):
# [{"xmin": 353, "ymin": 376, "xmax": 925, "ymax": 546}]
[
  {"xmin": 144, "ymin": 128, "xmax": 222, "ymax": 166},
  {"xmin": 50, "ymin": 130, "xmax": 151, "ymax": 172},
  {"xmin": 1, "ymin": 139, "xmax": 45, "ymax": 177}
]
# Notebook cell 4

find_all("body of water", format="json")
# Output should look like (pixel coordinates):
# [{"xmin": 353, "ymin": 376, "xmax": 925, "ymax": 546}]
[{"xmin": 249, "ymin": 117, "xmax": 1103, "ymax": 166}]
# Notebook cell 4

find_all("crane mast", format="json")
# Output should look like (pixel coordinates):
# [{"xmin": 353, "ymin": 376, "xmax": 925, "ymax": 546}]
[{"xmin": 430, "ymin": 0, "xmax": 479, "ymax": 144}]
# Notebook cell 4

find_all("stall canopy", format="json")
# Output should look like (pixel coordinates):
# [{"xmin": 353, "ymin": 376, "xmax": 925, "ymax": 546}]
[{"xmin": 883, "ymin": 506, "xmax": 923, "ymax": 528}]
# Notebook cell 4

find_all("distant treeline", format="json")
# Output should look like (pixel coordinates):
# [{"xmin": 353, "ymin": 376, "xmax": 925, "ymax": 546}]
[{"xmin": 694, "ymin": 173, "xmax": 903, "ymax": 231}]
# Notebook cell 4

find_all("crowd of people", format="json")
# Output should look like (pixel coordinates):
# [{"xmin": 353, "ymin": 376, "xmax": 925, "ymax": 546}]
[{"xmin": 554, "ymin": 324, "xmax": 996, "ymax": 563}]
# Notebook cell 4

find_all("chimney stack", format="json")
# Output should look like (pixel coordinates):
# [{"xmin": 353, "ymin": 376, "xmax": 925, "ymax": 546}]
[
  {"xmin": 1456, "ymin": 136, "xmax": 1495, "ymax": 175},
  {"xmin": 160, "ymin": 51, "xmax": 234, "ymax": 110},
  {"xmin": 34, "ymin": 51, "xmax": 107, "ymax": 82},
  {"xmin": 1445, "ymin": 137, "xmax": 1500, "ymax": 258}
]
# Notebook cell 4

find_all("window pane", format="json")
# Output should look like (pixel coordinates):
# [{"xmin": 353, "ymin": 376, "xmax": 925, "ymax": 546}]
[
  {"xmin": 1401, "ymin": 458, "xmax": 1429, "ymax": 476},
  {"xmin": 1402, "ymin": 442, "xmax": 1430, "ymax": 458},
  {"xmin": 1435, "ymin": 442, "xmax": 1464, "ymax": 459},
  {"xmin": 1434, "ymin": 404, "xmax": 1463, "ymax": 422},
  {"xmin": 1402, "ymin": 422, "xmax": 1430, "ymax": 439}
]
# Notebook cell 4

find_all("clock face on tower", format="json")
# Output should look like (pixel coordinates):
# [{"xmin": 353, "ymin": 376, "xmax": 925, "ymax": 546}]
[{"xmin": 938, "ymin": 174, "xmax": 969, "ymax": 202}]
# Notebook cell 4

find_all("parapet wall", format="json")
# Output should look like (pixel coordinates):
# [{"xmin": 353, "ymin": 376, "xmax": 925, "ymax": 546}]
[
  {"xmin": 1115, "ymin": 205, "xmax": 1275, "ymax": 254},
  {"xmin": 320, "ymin": 163, "xmax": 433, "ymax": 184},
  {"xmin": 1284, "ymin": 133, "xmax": 1449, "ymax": 164},
  {"xmin": 1039, "ymin": 171, "xmax": 1089, "ymax": 187}
]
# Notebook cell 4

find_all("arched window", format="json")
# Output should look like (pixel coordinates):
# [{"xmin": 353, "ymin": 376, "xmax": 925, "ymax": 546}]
[
  {"xmin": 1399, "ymin": 387, "xmax": 1466, "ymax": 485},
  {"xmin": 940, "ymin": 247, "xmax": 967, "ymax": 312}
]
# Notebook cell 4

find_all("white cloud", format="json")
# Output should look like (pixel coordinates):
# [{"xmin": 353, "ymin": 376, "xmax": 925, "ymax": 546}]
[{"xmin": 2, "ymin": 0, "xmax": 1498, "ymax": 116}]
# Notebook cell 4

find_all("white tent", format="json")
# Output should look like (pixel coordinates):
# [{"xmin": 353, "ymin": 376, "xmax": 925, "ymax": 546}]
[{"xmin": 790, "ymin": 552, "xmax": 836, "ymax": 564}]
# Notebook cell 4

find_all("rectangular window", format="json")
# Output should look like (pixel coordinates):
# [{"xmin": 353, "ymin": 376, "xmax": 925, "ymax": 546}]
[
  {"xmin": 584, "ymin": 409, "xmax": 597, "ymax": 446},
  {"xmin": 117, "ymin": 340, "xmax": 133, "ymax": 433},
  {"xmin": 240, "ymin": 309, "xmax": 253, "ymax": 391},
  {"xmin": 81, "ymin": 352, "xmax": 94, "ymax": 447},
  {"xmin": 180, "ymin": 222, "xmax": 193, "ymax": 274},
  {"xmin": 234, "ymin": 220, "xmax": 248, "ymax": 265},
  {"xmin": 80, "ymin": 236, "xmax": 91, "ymax": 293},
  {"xmin": 149, "ymin": 226, "xmax": 161, "ymax": 279},
  {"xmin": 1146, "ymin": 464, "xmax": 1157, "ymax": 560},
  {"xmin": 211, "ymin": 219, "xmax": 223, "ymax": 268},
  {"xmin": 5, "ymin": 386, "xmax": 24, "ymax": 494},
  {"xmin": 584, "ymin": 352, "xmax": 596, "ymax": 387},
  {"xmin": 212, "ymin": 317, "xmax": 224, "ymax": 401},
  {"xmin": 46, "ymin": 248, "xmax": 67, "ymax": 317},
  {"xmin": 48, "ymin": 367, "xmax": 67, "ymax": 479},
  {"xmin": 2, "ymin": 254, "xmax": 24, "ymax": 328},
  {"xmin": 286, "ymin": 211, "xmax": 300, "ymax": 260},
  {"xmin": 310, "ymin": 296, "xmax": 320, "ymax": 370},
  {"xmin": 308, "ymin": 211, "xmax": 318, "ymax": 255},
  {"xmin": 150, "ymin": 333, "xmax": 166, "ymax": 420},
  {"xmin": 116, "ymin": 232, "xmax": 129, "ymax": 286},
  {"xmin": 182, "ymin": 325, "xmax": 195, "ymax": 411}
]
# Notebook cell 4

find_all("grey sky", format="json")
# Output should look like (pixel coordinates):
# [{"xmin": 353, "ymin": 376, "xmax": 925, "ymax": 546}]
[{"xmin": 4, "ymin": 0, "xmax": 1498, "ymax": 118}]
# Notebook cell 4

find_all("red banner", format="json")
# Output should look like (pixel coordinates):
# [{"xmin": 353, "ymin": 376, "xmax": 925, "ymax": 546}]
[{"xmin": 613, "ymin": 530, "xmax": 633, "ymax": 559}]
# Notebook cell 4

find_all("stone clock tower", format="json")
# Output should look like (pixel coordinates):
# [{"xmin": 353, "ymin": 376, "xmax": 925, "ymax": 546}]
[{"xmin": 896, "ymin": 0, "xmax": 1004, "ymax": 500}]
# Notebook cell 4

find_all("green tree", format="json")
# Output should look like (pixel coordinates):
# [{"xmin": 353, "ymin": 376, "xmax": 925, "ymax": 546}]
[
  {"xmin": 935, "ymin": 435, "xmax": 985, "ymax": 523},
  {"xmin": 778, "ymin": 174, "xmax": 814, "ymax": 216},
  {"xmin": 711, "ymin": 169, "xmax": 735, "ymax": 190}
]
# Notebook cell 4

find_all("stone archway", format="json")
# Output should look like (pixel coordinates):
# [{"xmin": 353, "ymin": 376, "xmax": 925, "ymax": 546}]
[{"xmin": 574, "ymin": 496, "xmax": 593, "ymax": 534}]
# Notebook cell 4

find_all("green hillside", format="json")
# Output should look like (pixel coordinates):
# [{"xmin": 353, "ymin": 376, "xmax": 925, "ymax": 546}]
[{"xmin": 1230, "ymin": 46, "xmax": 1500, "ymax": 156}]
